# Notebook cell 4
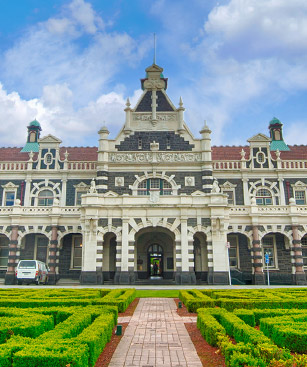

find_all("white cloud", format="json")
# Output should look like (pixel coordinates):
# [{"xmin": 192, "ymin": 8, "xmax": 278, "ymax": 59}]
[
  {"xmin": 0, "ymin": 82, "xmax": 142, "ymax": 147},
  {"xmin": 205, "ymin": 0, "xmax": 307, "ymax": 58},
  {"xmin": 0, "ymin": 0, "xmax": 149, "ymax": 104}
]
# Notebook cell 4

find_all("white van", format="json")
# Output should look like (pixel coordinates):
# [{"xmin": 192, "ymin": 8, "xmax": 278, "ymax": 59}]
[{"xmin": 16, "ymin": 260, "xmax": 49, "ymax": 285}]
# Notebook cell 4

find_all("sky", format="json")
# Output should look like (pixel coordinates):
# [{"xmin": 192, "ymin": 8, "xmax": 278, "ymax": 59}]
[{"xmin": 0, "ymin": 0, "xmax": 307, "ymax": 148}]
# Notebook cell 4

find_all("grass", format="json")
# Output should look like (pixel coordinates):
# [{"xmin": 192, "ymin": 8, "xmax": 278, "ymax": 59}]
[{"xmin": 135, "ymin": 289, "xmax": 179, "ymax": 298}]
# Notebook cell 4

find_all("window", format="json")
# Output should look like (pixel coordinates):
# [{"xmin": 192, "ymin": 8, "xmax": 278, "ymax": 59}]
[
  {"xmin": 227, "ymin": 236, "xmax": 239, "ymax": 268},
  {"xmin": 44, "ymin": 153, "xmax": 53, "ymax": 165},
  {"xmin": 38, "ymin": 190, "xmax": 54, "ymax": 206},
  {"xmin": 0, "ymin": 236, "xmax": 9, "ymax": 267},
  {"xmin": 224, "ymin": 190, "xmax": 234, "ymax": 205},
  {"xmin": 137, "ymin": 179, "xmax": 172, "ymax": 196},
  {"xmin": 4, "ymin": 192, "xmax": 15, "ymax": 206},
  {"xmin": 35, "ymin": 236, "xmax": 48, "ymax": 263},
  {"xmin": 256, "ymin": 189, "xmax": 272, "ymax": 205},
  {"xmin": 302, "ymin": 236, "xmax": 307, "ymax": 268},
  {"xmin": 71, "ymin": 236, "xmax": 82, "ymax": 269},
  {"xmin": 257, "ymin": 152, "xmax": 265, "ymax": 163},
  {"xmin": 262, "ymin": 236, "xmax": 277, "ymax": 268},
  {"xmin": 295, "ymin": 190, "xmax": 306, "ymax": 205},
  {"xmin": 166, "ymin": 136, "xmax": 171, "ymax": 149},
  {"xmin": 76, "ymin": 191, "xmax": 87, "ymax": 206}
]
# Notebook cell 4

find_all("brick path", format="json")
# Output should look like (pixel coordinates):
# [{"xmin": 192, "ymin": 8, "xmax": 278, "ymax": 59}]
[{"xmin": 109, "ymin": 298, "xmax": 202, "ymax": 367}]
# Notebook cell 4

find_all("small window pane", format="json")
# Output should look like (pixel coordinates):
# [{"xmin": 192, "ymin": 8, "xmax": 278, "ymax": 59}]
[
  {"xmin": 5, "ymin": 192, "xmax": 15, "ymax": 206},
  {"xmin": 38, "ymin": 190, "xmax": 54, "ymax": 206},
  {"xmin": 295, "ymin": 191, "xmax": 306, "ymax": 205}
]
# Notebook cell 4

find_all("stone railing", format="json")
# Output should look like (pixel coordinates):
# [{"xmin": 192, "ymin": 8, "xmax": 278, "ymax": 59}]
[
  {"xmin": 280, "ymin": 161, "xmax": 307, "ymax": 169},
  {"xmin": 0, "ymin": 206, "xmax": 81, "ymax": 216},
  {"xmin": 67, "ymin": 161, "xmax": 97, "ymax": 170},
  {"xmin": 0, "ymin": 162, "xmax": 28, "ymax": 171},
  {"xmin": 213, "ymin": 161, "xmax": 242, "ymax": 170}
]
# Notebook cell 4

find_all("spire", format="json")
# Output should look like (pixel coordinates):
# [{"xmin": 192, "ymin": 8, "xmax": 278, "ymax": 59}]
[{"xmin": 153, "ymin": 33, "xmax": 156, "ymax": 65}]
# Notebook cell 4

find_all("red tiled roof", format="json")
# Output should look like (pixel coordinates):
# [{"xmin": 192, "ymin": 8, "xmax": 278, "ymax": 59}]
[
  {"xmin": 212, "ymin": 146, "xmax": 250, "ymax": 160},
  {"xmin": 0, "ymin": 145, "xmax": 307, "ymax": 162},
  {"xmin": 60, "ymin": 147, "xmax": 98, "ymax": 161}
]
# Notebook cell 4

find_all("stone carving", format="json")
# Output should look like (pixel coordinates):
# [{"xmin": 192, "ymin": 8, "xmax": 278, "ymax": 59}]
[
  {"xmin": 143, "ymin": 79, "xmax": 165, "ymax": 90},
  {"xmin": 89, "ymin": 178, "xmax": 97, "ymax": 193},
  {"xmin": 149, "ymin": 191, "xmax": 160, "ymax": 203},
  {"xmin": 133, "ymin": 113, "xmax": 176, "ymax": 122},
  {"xmin": 212, "ymin": 178, "xmax": 220, "ymax": 193},
  {"xmin": 109, "ymin": 152, "xmax": 201, "ymax": 163},
  {"xmin": 185, "ymin": 177, "xmax": 195, "ymax": 186},
  {"xmin": 115, "ymin": 177, "xmax": 124, "ymax": 187}
]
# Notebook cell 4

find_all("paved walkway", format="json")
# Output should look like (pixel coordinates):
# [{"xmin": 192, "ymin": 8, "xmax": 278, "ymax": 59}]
[{"xmin": 109, "ymin": 298, "xmax": 202, "ymax": 367}]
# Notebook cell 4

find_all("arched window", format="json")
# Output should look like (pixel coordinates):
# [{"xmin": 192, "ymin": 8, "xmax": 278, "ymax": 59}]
[
  {"xmin": 256, "ymin": 189, "xmax": 272, "ymax": 205},
  {"xmin": 137, "ymin": 178, "xmax": 172, "ymax": 196},
  {"xmin": 38, "ymin": 190, "xmax": 54, "ymax": 206}
]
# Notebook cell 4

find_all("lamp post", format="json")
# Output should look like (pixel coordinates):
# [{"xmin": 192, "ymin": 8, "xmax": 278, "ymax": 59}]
[
  {"xmin": 226, "ymin": 242, "xmax": 232, "ymax": 286},
  {"xmin": 265, "ymin": 252, "xmax": 270, "ymax": 286}
]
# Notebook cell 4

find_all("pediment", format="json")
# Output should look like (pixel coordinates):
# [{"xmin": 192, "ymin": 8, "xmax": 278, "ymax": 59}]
[
  {"xmin": 145, "ymin": 64, "xmax": 163, "ymax": 73},
  {"xmin": 1, "ymin": 182, "xmax": 19, "ymax": 189},
  {"xmin": 74, "ymin": 182, "xmax": 90, "ymax": 189},
  {"xmin": 220, "ymin": 181, "xmax": 237, "ymax": 189},
  {"xmin": 191, "ymin": 190, "xmax": 206, "ymax": 197},
  {"xmin": 103, "ymin": 191, "xmax": 119, "ymax": 197},
  {"xmin": 247, "ymin": 133, "xmax": 271, "ymax": 143},
  {"xmin": 291, "ymin": 181, "xmax": 307, "ymax": 188},
  {"xmin": 38, "ymin": 134, "xmax": 62, "ymax": 144}
]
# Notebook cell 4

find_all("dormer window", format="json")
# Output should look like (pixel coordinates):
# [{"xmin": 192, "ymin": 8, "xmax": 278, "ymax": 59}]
[{"xmin": 257, "ymin": 152, "xmax": 265, "ymax": 163}]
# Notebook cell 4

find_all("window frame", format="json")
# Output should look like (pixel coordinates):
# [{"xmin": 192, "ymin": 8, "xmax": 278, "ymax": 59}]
[
  {"xmin": 294, "ymin": 190, "xmax": 306, "ymax": 205},
  {"xmin": 262, "ymin": 235, "xmax": 278, "ymax": 269},
  {"xmin": 301, "ymin": 236, "xmax": 307, "ymax": 269},
  {"xmin": 0, "ymin": 235, "xmax": 9, "ymax": 268},
  {"xmin": 70, "ymin": 235, "xmax": 82, "ymax": 269},
  {"xmin": 137, "ymin": 178, "xmax": 173, "ymax": 196},
  {"xmin": 255, "ymin": 188, "xmax": 273, "ymax": 205},
  {"xmin": 1, "ymin": 183, "xmax": 18, "ymax": 207},
  {"xmin": 227, "ymin": 235, "xmax": 240, "ymax": 269},
  {"xmin": 37, "ymin": 189, "xmax": 54, "ymax": 206}
]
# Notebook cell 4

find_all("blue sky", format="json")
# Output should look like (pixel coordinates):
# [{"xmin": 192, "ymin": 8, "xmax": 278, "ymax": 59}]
[{"xmin": 0, "ymin": 0, "xmax": 307, "ymax": 147}]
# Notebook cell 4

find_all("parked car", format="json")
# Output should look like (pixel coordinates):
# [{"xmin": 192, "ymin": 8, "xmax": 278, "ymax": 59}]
[{"xmin": 16, "ymin": 260, "xmax": 49, "ymax": 285}]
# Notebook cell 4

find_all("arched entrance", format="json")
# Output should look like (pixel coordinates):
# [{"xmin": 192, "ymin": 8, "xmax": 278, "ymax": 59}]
[
  {"xmin": 148, "ymin": 244, "xmax": 163, "ymax": 277},
  {"xmin": 20, "ymin": 234, "xmax": 49, "ymax": 263},
  {"xmin": 59, "ymin": 233, "xmax": 82, "ymax": 280},
  {"xmin": 135, "ymin": 226, "xmax": 175, "ymax": 280},
  {"xmin": 193, "ymin": 232, "xmax": 208, "ymax": 282},
  {"xmin": 102, "ymin": 232, "xmax": 117, "ymax": 281}
]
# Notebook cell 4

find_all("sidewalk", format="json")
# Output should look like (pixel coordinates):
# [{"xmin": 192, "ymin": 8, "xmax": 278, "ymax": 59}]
[{"xmin": 109, "ymin": 298, "xmax": 202, "ymax": 367}]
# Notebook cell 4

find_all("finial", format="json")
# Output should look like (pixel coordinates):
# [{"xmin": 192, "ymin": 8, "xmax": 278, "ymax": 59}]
[
  {"xmin": 179, "ymin": 96, "xmax": 183, "ymax": 107},
  {"xmin": 126, "ymin": 97, "xmax": 131, "ymax": 107},
  {"xmin": 64, "ymin": 150, "xmax": 69, "ymax": 161},
  {"xmin": 153, "ymin": 33, "xmax": 156, "ymax": 64}
]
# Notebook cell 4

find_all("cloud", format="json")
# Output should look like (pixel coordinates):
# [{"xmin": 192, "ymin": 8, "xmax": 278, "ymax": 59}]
[
  {"xmin": 0, "ymin": 82, "xmax": 142, "ymax": 147},
  {"xmin": 0, "ymin": 0, "xmax": 149, "ymax": 104}
]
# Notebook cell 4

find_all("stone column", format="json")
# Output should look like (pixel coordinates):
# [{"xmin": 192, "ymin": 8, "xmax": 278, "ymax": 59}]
[
  {"xmin": 24, "ymin": 179, "xmax": 32, "ymax": 207},
  {"xmin": 116, "ymin": 219, "xmax": 132, "ymax": 284},
  {"xmin": 278, "ymin": 178, "xmax": 286, "ymax": 206},
  {"xmin": 5, "ymin": 225, "xmax": 19, "ymax": 285},
  {"xmin": 292, "ymin": 225, "xmax": 306, "ymax": 285},
  {"xmin": 61, "ymin": 178, "xmax": 67, "ymax": 207},
  {"xmin": 47, "ymin": 226, "xmax": 58, "ymax": 285},
  {"xmin": 252, "ymin": 226, "xmax": 265, "ymax": 285},
  {"xmin": 242, "ymin": 178, "xmax": 250, "ymax": 205},
  {"xmin": 80, "ymin": 218, "xmax": 99, "ymax": 284},
  {"xmin": 175, "ymin": 239, "xmax": 182, "ymax": 284},
  {"xmin": 206, "ymin": 239, "xmax": 214, "ymax": 284}
]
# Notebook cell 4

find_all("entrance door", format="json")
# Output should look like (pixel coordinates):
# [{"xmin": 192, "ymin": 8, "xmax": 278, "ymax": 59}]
[{"xmin": 148, "ymin": 244, "xmax": 163, "ymax": 277}]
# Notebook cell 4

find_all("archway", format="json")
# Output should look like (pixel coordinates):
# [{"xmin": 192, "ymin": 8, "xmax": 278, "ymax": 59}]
[{"xmin": 135, "ymin": 226, "xmax": 175, "ymax": 280}]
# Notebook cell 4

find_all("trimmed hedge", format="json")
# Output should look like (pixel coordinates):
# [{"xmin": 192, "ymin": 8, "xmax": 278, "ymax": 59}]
[{"xmin": 179, "ymin": 290, "xmax": 214, "ymax": 312}]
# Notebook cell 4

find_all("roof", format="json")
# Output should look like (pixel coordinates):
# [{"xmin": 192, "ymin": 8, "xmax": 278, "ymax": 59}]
[
  {"xmin": 28, "ymin": 119, "xmax": 41, "ymax": 128},
  {"xmin": 21, "ymin": 142, "xmax": 39, "ymax": 153},
  {"xmin": 269, "ymin": 117, "xmax": 282, "ymax": 126},
  {"xmin": 270, "ymin": 140, "xmax": 290, "ymax": 151},
  {"xmin": 0, "ymin": 145, "xmax": 307, "ymax": 162}
]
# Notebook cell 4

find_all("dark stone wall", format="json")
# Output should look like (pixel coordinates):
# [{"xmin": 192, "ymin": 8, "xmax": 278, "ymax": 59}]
[
  {"xmin": 135, "ymin": 91, "xmax": 175, "ymax": 112},
  {"xmin": 217, "ymin": 179, "xmax": 244, "ymax": 205},
  {"xmin": 66, "ymin": 179, "xmax": 91, "ymax": 206},
  {"xmin": 115, "ymin": 131, "xmax": 194, "ymax": 151}
]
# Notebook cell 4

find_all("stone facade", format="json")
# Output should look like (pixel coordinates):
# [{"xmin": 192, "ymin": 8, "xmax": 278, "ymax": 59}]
[{"xmin": 0, "ymin": 62, "xmax": 307, "ymax": 285}]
